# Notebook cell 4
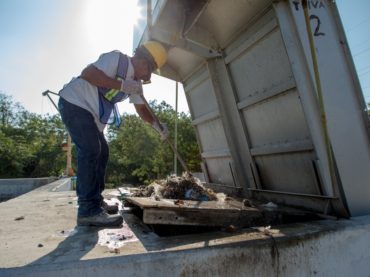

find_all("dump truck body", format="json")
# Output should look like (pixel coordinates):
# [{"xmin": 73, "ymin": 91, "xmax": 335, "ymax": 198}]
[{"xmin": 134, "ymin": 0, "xmax": 370, "ymax": 217}]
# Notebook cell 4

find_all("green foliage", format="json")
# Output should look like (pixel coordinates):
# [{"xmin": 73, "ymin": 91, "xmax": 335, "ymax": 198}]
[
  {"xmin": 107, "ymin": 114, "xmax": 157, "ymax": 184},
  {"xmin": 0, "ymin": 92, "xmax": 201, "ymax": 184},
  {"xmin": 0, "ymin": 92, "xmax": 68, "ymax": 177},
  {"xmin": 0, "ymin": 93, "xmax": 25, "ymax": 126},
  {"xmin": 0, "ymin": 126, "xmax": 33, "ymax": 177},
  {"xmin": 106, "ymin": 100, "xmax": 201, "ymax": 186},
  {"xmin": 18, "ymin": 113, "xmax": 67, "ymax": 177}
]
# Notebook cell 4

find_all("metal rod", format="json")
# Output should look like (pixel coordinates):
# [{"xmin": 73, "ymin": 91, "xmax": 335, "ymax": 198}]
[
  {"xmin": 248, "ymin": 188, "xmax": 338, "ymax": 200},
  {"xmin": 140, "ymin": 95, "xmax": 190, "ymax": 173},
  {"xmin": 42, "ymin": 90, "xmax": 59, "ymax": 111},
  {"xmin": 301, "ymin": 3, "xmax": 349, "ymax": 217},
  {"xmin": 174, "ymin": 81, "xmax": 178, "ymax": 175},
  {"xmin": 147, "ymin": 0, "xmax": 152, "ymax": 33},
  {"xmin": 302, "ymin": 1, "xmax": 338, "ymax": 194}
]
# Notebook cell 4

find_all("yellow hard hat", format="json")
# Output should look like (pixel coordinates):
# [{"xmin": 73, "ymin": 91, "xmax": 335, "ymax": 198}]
[{"xmin": 141, "ymin": 41, "xmax": 167, "ymax": 69}]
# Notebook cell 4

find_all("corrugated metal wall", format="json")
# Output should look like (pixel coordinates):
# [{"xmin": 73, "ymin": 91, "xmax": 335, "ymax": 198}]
[
  {"xmin": 135, "ymin": 0, "xmax": 370, "ymax": 216},
  {"xmin": 225, "ymin": 10, "xmax": 320, "ymax": 195},
  {"xmin": 184, "ymin": 67, "xmax": 235, "ymax": 186},
  {"xmin": 183, "ymin": 9, "xmax": 322, "ymax": 197}
]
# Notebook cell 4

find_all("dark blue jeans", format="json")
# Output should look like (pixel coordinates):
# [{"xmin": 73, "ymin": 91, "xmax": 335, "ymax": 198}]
[{"xmin": 58, "ymin": 97, "xmax": 108, "ymax": 217}]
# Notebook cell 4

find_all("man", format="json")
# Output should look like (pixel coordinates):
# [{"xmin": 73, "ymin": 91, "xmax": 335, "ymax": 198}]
[{"xmin": 58, "ymin": 41, "xmax": 168, "ymax": 227}]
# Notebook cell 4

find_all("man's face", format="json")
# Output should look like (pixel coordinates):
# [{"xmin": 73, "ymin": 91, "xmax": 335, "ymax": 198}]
[{"xmin": 134, "ymin": 58, "xmax": 155, "ymax": 82}]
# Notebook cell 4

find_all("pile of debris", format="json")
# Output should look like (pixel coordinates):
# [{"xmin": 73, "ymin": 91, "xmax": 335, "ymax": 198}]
[{"xmin": 132, "ymin": 173, "xmax": 218, "ymax": 201}]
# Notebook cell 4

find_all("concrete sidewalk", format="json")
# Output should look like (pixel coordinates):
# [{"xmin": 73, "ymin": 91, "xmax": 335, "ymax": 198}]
[{"xmin": 1, "ymin": 180, "xmax": 370, "ymax": 276}]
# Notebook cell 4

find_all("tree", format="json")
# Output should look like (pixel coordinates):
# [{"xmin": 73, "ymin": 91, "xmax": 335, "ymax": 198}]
[
  {"xmin": 106, "ymin": 100, "xmax": 201, "ymax": 185},
  {"xmin": 107, "ymin": 114, "xmax": 158, "ymax": 184},
  {"xmin": 0, "ymin": 92, "xmax": 25, "ymax": 126},
  {"xmin": 0, "ymin": 92, "xmax": 68, "ymax": 177},
  {"xmin": 18, "ymin": 113, "xmax": 67, "ymax": 177},
  {"xmin": 0, "ymin": 91, "xmax": 200, "ymax": 182}
]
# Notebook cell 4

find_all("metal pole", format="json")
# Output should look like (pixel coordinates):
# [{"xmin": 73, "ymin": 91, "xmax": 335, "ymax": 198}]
[
  {"xmin": 302, "ymin": 0, "xmax": 349, "ymax": 217},
  {"xmin": 66, "ymin": 135, "xmax": 73, "ymax": 176},
  {"xmin": 174, "ymin": 82, "xmax": 178, "ymax": 175},
  {"xmin": 302, "ymin": 1, "xmax": 336, "ymax": 189},
  {"xmin": 147, "ymin": 0, "xmax": 152, "ymax": 32}
]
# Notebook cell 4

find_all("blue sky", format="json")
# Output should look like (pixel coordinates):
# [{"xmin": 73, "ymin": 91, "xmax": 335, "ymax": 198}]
[
  {"xmin": 336, "ymin": 0, "xmax": 370, "ymax": 107},
  {"xmin": 0, "ymin": 0, "xmax": 369, "ymax": 116},
  {"xmin": 0, "ymin": 0, "xmax": 187, "ymax": 115}
]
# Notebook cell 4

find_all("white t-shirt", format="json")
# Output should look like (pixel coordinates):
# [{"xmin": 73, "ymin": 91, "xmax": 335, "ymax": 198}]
[{"xmin": 59, "ymin": 50, "xmax": 144, "ymax": 131}]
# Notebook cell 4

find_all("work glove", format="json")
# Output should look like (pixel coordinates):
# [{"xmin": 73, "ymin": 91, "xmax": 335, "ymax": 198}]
[
  {"xmin": 120, "ymin": 80, "xmax": 143, "ymax": 95},
  {"xmin": 152, "ymin": 121, "xmax": 169, "ymax": 141}
]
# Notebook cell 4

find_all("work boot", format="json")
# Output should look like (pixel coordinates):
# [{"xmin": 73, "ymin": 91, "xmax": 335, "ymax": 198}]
[
  {"xmin": 102, "ymin": 200, "xmax": 119, "ymax": 214},
  {"xmin": 77, "ymin": 211, "xmax": 123, "ymax": 227}
]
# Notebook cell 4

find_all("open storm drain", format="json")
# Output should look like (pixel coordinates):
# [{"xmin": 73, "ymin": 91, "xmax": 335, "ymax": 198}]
[{"xmin": 119, "ymin": 174, "xmax": 323, "ymax": 237}]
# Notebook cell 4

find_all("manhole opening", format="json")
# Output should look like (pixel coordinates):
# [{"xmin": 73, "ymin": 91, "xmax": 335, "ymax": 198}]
[
  {"xmin": 127, "ymin": 204, "xmax": 322, "ymax": 237},
  {"xmin": 150, "ymin": 224, "xmax": 220, "ymax": 237},
  {"xmin": 130, "ymin": 207, "xmax": 220, "ymax": 237}
]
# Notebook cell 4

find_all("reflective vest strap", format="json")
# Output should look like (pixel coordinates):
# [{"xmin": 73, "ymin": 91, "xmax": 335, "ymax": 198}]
[
  {"xmin": 105, "ymin": 88, "xmax": 119, "ymax": 101},
  {"xmin": 97, "ymin": 53, "xmax": 129, "ymax": 127}
]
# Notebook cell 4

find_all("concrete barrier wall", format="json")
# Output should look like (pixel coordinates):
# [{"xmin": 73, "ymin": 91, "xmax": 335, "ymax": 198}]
[
  {"xmin": 0, "ymin": 177, "xmax": 57, "ymax": 201},
  {"xmin": 2, "ymin": 216, "xmax": 370, "ymax": 276}
]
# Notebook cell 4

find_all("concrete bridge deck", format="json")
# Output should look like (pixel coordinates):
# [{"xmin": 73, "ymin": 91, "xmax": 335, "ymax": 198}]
[{"xmin": 1, "ymin": 179, "xmax": 370, "ymax": 276}]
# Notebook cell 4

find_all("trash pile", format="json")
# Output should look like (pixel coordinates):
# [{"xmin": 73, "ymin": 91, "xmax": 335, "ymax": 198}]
[{"xmin": 132, "ymin": 172, "xmax": 218, "ymax": 201}]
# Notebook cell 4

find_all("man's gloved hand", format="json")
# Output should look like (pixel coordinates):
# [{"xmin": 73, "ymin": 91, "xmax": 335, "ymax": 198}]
[
  {"xmin": 152, "ymin": 121, "xmax": 169, "ymax": 141},
  {"xmin": 120, "ymin": 80, "xmax": 143, "ymax": 95}
]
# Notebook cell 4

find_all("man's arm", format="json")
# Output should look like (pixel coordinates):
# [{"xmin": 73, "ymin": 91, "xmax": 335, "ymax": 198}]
[
  {"xmin": 134, "ymin": 97, "xmax": 169, "ymax": 141},
  {"xmin": 80, "ymin": 64, "xmax": 121, "ymax": 90},
  {"xmin": 134, "ymin": 103, "xmax": 154, "ymax": 124}
]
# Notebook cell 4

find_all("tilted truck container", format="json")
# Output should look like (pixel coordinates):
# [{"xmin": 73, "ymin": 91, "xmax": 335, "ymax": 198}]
[{"xmin": 134, "ymin": 0, "xmax": 370, "ymax": 217}]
